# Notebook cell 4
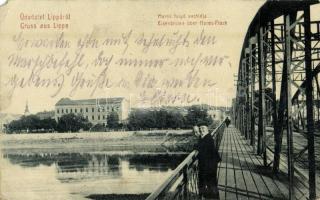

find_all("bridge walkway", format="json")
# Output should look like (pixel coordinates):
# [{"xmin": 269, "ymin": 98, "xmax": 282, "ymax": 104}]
[{"xmin": 217, "ymin": 127, "xmax": 309, "ymax": 200}]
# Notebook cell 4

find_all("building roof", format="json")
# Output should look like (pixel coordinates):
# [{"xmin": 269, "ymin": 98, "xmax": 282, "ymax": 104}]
[
  {"xmin": 36, "ymin": 111, "xmax": 55, "ymax": 119},
  {"xmin": 55, "ymin": 97, "xmax": 125, "ymax": 106}
]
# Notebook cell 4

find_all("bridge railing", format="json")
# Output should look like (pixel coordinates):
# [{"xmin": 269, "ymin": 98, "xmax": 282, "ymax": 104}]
[{"xmin": 146, "ymin": 119, "xmax": 227, "ymax": 200}]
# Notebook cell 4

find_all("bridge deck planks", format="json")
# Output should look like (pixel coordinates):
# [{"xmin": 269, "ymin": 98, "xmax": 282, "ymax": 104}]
[{"xmin": 216, "ymin": 127, "xmax": 309, "ymax": 200}]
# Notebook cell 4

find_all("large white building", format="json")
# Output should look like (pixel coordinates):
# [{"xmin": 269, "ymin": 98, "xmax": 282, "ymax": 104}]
[{"xmin": 54, "ymin": 98, "xmax": 129, "ymax": 125}]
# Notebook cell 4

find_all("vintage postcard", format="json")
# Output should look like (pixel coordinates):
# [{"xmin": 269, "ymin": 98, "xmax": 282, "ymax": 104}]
[{"xmin": 1, "ymin": 0, "xmax": 320, "ymax": 199}]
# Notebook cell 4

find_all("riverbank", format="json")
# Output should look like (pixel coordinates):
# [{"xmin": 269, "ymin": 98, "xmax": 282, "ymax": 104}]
[
  {"xmin": 0, "ymin": 130, "xmax": 197, "ymax": 154},
  {"xmin": 86, "ymin": 194, "xmax": 150, "ymax": 200}
]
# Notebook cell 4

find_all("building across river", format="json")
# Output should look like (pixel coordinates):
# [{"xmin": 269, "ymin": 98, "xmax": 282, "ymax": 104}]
[{"xmin": 54, "ymin": 98, "xmax": 129, "ymax": 125}]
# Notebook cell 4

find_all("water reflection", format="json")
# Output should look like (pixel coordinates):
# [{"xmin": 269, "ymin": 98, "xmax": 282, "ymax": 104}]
[
  {"xmin": 2, "ymin": 152, "xmax": 187, "ymax": 199},
  {"xmin": 4, "ymin": 153, "xmax": 186, "ymax": 174},
  {"xmin": 128, "ymin": 154, "xmax": 182, "ymax": 172}
]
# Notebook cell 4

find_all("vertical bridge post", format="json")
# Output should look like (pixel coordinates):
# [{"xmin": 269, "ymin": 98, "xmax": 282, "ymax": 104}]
[{"xmin": 304, "ymin": 5, "xmax": 316, "ymax": 200}]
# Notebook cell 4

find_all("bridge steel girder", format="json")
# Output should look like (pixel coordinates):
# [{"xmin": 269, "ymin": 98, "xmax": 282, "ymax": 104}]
[
  {"xmin": 249, "ymin": 36, "xmax": 257, "ymax": 148},
  {"xmin": 234, "ymin": 1, "xmax": 319, "ymax": 199},
  {"xmin": 304, "ymin": 6, "xmax": 316, "ymax": 199},
  {"xmin": 270, "ymin": 20, "xmax": 278, "ymax": 170},
  {"xmin": 245, "ymin": 53, "xmax": 251, "ymax": 141},
  {"xmin": 258, "ymin": 25, "xmax": 267, "ymax": 165},
  {"xmin": 284, "ymin": 13, "xmax": 295, "ymax": 199}
]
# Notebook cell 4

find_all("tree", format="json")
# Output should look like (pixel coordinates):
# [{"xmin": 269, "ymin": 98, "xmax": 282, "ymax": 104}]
[
  {"xmin": 128, "ymin": 110, "xmax": 144, "ymax": 130},
  {"xmin": 91, "ymin": 123, "xmax": 106, "ymax": 132},
  {"xmin": 41, "ymin": 118, "xmax": 57, "ymax": 131},
  {"xmin": 185, "ymin": 105, "xmax": 213, "ymax": 127},
  {"xmin": 5, "ymin": 115, "xmax": 40, "ymax": 133},
  {"xmin": 57, "ymin": 113, "xmax": 92, "ymax": 132},
  {"xmin": 107, "ymin": 111, "xmax": 120, "ymax": 129},
  {"xmin": 155, "ymin": 109, "xmax": 168, "ymax": 129},
  {"xmin": 144, "ymin": 111, "xmax": 157, "ymax": 128},
  {"xmin": 166, "ymin": 111, "xmax": 185, "ymax": 129},
  {"xmin": 20, "ymin": 115, "xmax": 42, "ymax": 131},
  {"xmin": 127, "ymin": 108, "xmax": 187, "ymax": 130},
  {"xmin": 5, "ymin": 115, "xmax": 58, "ymax": 133}
]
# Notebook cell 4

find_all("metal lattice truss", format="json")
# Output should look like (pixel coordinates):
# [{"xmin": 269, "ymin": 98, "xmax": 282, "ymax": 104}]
[{"xmin": 233, "ymin": 1, "xmax": 320, "ymax": 200}]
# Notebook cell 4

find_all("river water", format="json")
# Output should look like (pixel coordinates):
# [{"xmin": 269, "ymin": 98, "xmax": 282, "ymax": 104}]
[{"xmin": 1, "ymin": 152, "xmax": 187, "ymax": 200}]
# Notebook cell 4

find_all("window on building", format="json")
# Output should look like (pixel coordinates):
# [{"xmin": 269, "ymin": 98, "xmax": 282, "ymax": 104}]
[
  {"xmin": 86, "ymin": 116, "xmax": 88, "ymax": 120},
  {"xmin": 92, "ymin": 115, "xmax": 94, "ymax": 120},
  {"xmin": 98, "ymin": 108, "xmax": 100, "ymax": 112},
  {"xmin": 62, "ymin": 109, "xmax": 64, "ymax": 113},
  {"xmin": 86, "ymin": 108, "xmax": 88, "ymax": 112},
  {"xmin": 102, "ymin": 107, "xmax": 105, "ymax": 112},
  {"xmin": 80, "ymin": 108, "xmax": 83, "ymax": 113},
  {"xmin": 92, "ymin": 108, "xmax": 94, "ymax": 112},
  {"xmin": 75, "ymin": 109, "xmax": 77, "ymax": 113},
  {"xmin": 98, "ymin": 115, "xmax": 100, "ymax": 120},
  {"xmin": 57, "ymin": 109, "xmax": 59, "ymax": 114},
  {"xmin": 70, "ymin": 109, "xmax": 73, "ymax": 113},
  {"xmin": 66, "ymin": 109, "xmax": 68, "ymax": 113},
  {"xmin": 103, "ymin": 115, "xmax": 105, "ymax": 119}
]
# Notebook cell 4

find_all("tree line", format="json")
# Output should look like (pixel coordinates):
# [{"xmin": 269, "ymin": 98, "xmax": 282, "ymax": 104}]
[
  {"xmin": 127, "ymin": 105, "xmax": 213, "ymax": 130},
  {"xmin": 4, "ymin": 105, "xmax": 214, "ymax": 133},
  {"xmin": 4, "ymin": 112, "xmax": 119, "ymax": 133}
]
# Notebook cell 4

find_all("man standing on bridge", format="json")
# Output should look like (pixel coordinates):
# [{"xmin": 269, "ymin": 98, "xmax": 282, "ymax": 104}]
[
  {"xmin": 225, "ymin": 117, "xmax": 231, "ymax": 128},
  {"xmin": 195, "ymin": 125, "xmax": 221, "ymax": 199}
]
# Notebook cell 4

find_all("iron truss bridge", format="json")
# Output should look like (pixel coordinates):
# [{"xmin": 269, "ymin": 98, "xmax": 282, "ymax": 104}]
[
  {"xmin": 233, "ymin": 1, "xmax": 320, "ymax": 199},
  {"xmin": 146, "ymin": 1, "xmax": 320, "ymax": 200}
]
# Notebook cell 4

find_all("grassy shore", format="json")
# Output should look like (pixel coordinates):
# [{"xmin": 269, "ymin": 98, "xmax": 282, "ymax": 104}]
[
  {"xmin": 0, "ymin": 130, "xmax": 197, "ymax": 154},
  {"xmin": 86, "ymin": 194, "xmax": 150, "ymax": 200}
]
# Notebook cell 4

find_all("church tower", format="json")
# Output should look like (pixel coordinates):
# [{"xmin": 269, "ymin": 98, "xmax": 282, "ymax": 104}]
[{"xmin": 24, "ymin": 101, "xmax": 30, "ymax": 115}]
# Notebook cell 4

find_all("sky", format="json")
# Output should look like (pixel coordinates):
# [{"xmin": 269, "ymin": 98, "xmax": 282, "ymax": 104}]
[{"xmin": 0, "ymin": 0, "xmax": 319, "ymax": 115}]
